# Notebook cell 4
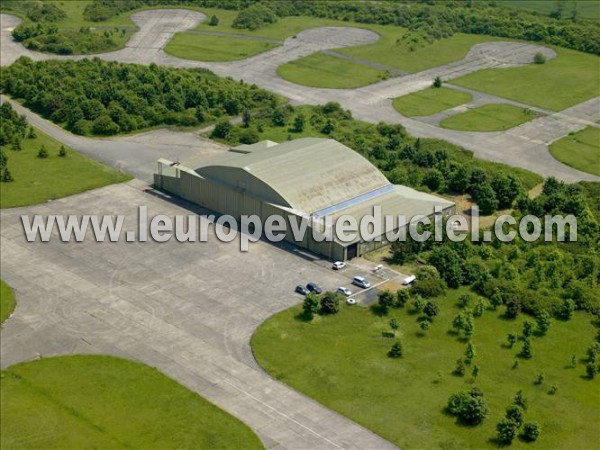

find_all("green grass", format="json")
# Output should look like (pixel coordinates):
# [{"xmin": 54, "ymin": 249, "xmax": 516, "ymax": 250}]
[
  {"xmin": 338, "ymin": 31, "xmax": 500, "ymax": 74},
  {"xmin": 440, "ymin": 104, "xmax": 540, "ymax": 132},
  {"xmin": 164, "ymin": 33, "xmax": 279, "ymax": 61},
  {"xmin": 1, "ymin": 355, "xmax": 263, "ymax": 449},
  {"xmin": 196, "ymin": 10, "xmax": 498, "ymax": 73},
  {"xmin": 393, "ymin": 87, "xmax": 473, "ymax": 117},
  {"xmin": 0, "ymin": 280, "xmax": 16, "ymax": 324},
  {"xmin": 277, "ymin": 52, "xmax": 389, "ymax": 89},
  {"xmin": 0, "ymin": 127, "xmax": 131, "ymax": 209},
  {"xmin": 452, "ymin": 47, "xmax": 600, "ymax": 111},
  {"xmin": 497, "ymin": 1, "xmax": 600, "ymax": 20},
  {"xmin": 549, "ymin": 127, "xmax": 600, "ymax": 177},
  {"xmin": 252, "ymin": 288, "xmax": 599, "ymax": 449}
]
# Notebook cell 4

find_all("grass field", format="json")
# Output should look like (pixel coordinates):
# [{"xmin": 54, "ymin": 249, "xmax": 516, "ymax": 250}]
[
  {"xmin": 0, "ymin": 127, "xmax": 131, "ymax": 209},
  {"xmin": 497, "ymin": 1, "xmax": 600, "ymax": 20},
  {"xmin": 164, "ymin": 33, "xmax": 279, "ymax": 61},
  {"xmin": 252, "ymin": 288, "xmax": 599, "ymax": 449},
  {"xmin": 0, "ymin": 280, "xmax": 16, "ymax": 324},
  {"xmin": 549, "ymin": 127, "xmax": 600, "ymax": 177},
  {"xmin": 195, "ymin": 10, "xmax": 498, "ymax": 73},
  {"xmin": 452, "ymin": 47, "xmax": 600, "ymax": 111},
  {"xmin": 277, "ymin": 52, "xmax": 389, "ymax": 88},
  {"xmin": 393, "ymin": 87, "xmax": 473, "ymax": 117},
  {"xmin": 1, "ymin": 355, "xmax": 263, "ymax": 449},
  {"xmin": 440, "ymin": 104, "xmax": 540, "ymax": 131}
]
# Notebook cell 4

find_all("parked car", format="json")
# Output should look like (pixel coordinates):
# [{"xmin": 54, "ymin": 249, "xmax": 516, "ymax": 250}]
[
  {"xmin": 352, "ymin": 276, "xmax": 371, "ymax": 289},
  {"xmin": 306, "ymin": 282, "xmax": 322, "ymax": 294},
  {"xmin": 295, "ymin": 285, "xmax": 309, "ymax": 295},
  {"xmin": 402, "ymin": 275, "xmax": 416, "ymax": 285},
  {"xmin": 346, "ymin": 298, "xmax": 357, "ymax": 305},
  {"xmin": 337, "ymin": 286, "xmax": 352, "ymax": 297},
  {"xmin": 332, "ymin": 261, "xmax": 346, "ymax": 270}
]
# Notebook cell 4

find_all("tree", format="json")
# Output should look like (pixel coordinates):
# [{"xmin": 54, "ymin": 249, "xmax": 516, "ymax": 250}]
[
  {"xmin": 423, "ymin": 301, "xmax": 439, "ymax": 319},
  {"xmin": 293, "ymin": 113, "xmax": 305, "ymax": 132},
  {"xmin": 458, "ymin": 294, "xmax": 472, "ymax": 309},
  {"xmin": 560, "ymin": 298, "xmax": 575, "ymax": 320},
  {"xmin": 320, "ymin": 292, "xmax": 340, "ymax": 315},
  {"xmin": 496, "ymin": 418, "xmax": 518, "ymax": 445},
  {"xmin": 388, "ymin": 341, "xmax": 403, "ymax": 358},
  {"xmin": 472, "ymin": 182, "xmax": 498, "ymax": 215},
  {"xmin": 411, "ymin": 296, "xmax": 424, "ymax": 313},
  {"xmin": 521, "ymin": 422, "xmax": 541, "ymax": 442},
  {"xmin": 37, "ymin": 145, "xmax": 48, "ymax": 158},
  {"xmin": 242, "ymin": 109, "xmax": 252, "ymax": 127},
  {"xmin": 535, "ymin": 310, "xmax": 552, "ymax": 335},
  {"xmin": 433, "ymin": 76, "xmax": 442, "ymax": 88},
  {"xmin": 505, "ymin": 405, "xmax": 524, "ymax": 428},
  {"xmin": 1, "ymin": 167, "xmax": 14, "ymax": 182},
  {"xmin": 522, "ymin": 320, "xmax": 534, "ymax": 338},
  {"xmin": 454, "ymin": 358, "xmax": 466, "ymax": 376},
  {"xmin": 211, "ymin": 120, "xmax": 233, "ymax": 139},
  {"xmin": 507, "ymin": 333, "xmax": 518, "ymax": 348},
  {"xmin": 490, "ymin": 290, "xmax": 503, "ymax": 310},
  {"xmin": 471, "ymin": 365, "xmax": 479, "ymax": 380},
  {"xmin": 378, "ymin": 290, "xmax": 395, "ymax": 314},
  {"xmin": 465, "ymin": 341, "xmax": 476, "ymax": 364},
  {"xmin": 464, "ymin": 316, "xmax": 475, "ymax": 338},
  {"xmin": 534, "ymin": 52, "xmax": 546, "ymax": 64},
  {"xmin": 232, "ymin": 3, "xmax": 278, "ymax": 31},
  {"xmin": 238, "ymin": 128, "xmax": 260, "ymax": 145},
  {"xmin": 548, "ymin": 384, "xmax": 558, "ymax": 395},
  {"xmin": 446, "ymin": 388, "xmax": 488, "ymax": 425},
  {"xmin": 58, "ymin": 145, "xmax": 67, "ymax": 157},
  {"xmin": 28, "ymin": 127, "xmax": 37, "ymax": 139},
  {"xmin": 514, "ymin": 390, "xmax": 528, "ymax": 410},
  {"xmin": 302, "ymin": 293, "xmax": 320, "ymax": 319},
  {"xmin": 424, "ymin": 168, "xmax": 444, "ymax": 191},
  {"xmin": 209, "ymin": 15, "xmax": 219, "ymax": 26},
  {"xmin": 586, "ymin": 363, "xmax": 596, "ymax": 379},
  {"xmin": 92, "ymin": 115, "xmax": 119, "ymax": 135},
  {"xmin": 396, "ymin": 289, "xmax": 410, "ymax": 308},
  {"xmin": 473, "ymin": 299, "xmax": 485, "ymax": 317},
  {"xmin": 534, "ymin": 372, "xmax": 545, "ymax": 385},
  {"xmin": 389, "ymin": 318, "xmax": 399, "ymax": 335},
  {"xmin": 419, "ymin": 318, "xmax": 431, "ymax": 332},
  {"xmin": 519, "ymin": 339, "xmax": 532, "ymax": 359},
  {"xmin": 11, "ymin": 138, "xmax": 21, "ymax": 151}
]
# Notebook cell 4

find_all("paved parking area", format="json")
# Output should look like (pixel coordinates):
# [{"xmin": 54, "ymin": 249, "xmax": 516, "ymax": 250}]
[{"xmin": 0, "ymin": 181, "xmax": 397, "ymax": 449}]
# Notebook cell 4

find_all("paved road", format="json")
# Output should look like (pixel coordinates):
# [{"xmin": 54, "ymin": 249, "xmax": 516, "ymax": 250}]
[
  {"xmin": 0, "ymin": 182, "xmax": 397, "ymax": 450},
  {"xmin": 1, "ymin": 10, "xmax": 598, "ymax": 181}
]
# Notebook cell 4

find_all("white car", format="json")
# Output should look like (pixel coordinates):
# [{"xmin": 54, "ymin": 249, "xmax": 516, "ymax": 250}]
[
  {"xmin": 337, "ymin": 286, "xmax": 352, "ymax": 297},
  {"xmin": 352, "ymin": 276, "xmax": 371, "ymax": 289},
  {"xmin": 332, "ymin": 261, "xmax": 346, "ymax": 270}
]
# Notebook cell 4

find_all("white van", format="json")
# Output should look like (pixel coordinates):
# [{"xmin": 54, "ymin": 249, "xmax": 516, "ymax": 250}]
[
  {"xmin": 352, "ymin": 276, "xmax": 371, "ymax": 289},
  {"xmin": 402, "ymin": 275, "xmax": 416, "ymax": 285}
]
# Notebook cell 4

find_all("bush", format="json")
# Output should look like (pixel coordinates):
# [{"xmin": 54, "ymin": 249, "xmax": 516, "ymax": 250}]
[
  {"xmin": 238, "ymin": 128, "xmax": 260, "ymax": 145},
  {"xmin": 423, "ymin": 301, "xmax": 440, "ymax": 318},
  {"xmin": 411, "ymin": 279, "xmax": 445, "ymax": 298},
  {"xmin": 320, "ymin": 291, "xmax": 340, "ymax": 315},
  {"xmin": 521, "ymin": 422, "xmax": 541, "ymax": 442},
  {"xmin": 396, "ymin": 289, "xmax": 410, "ymax": 307},
  {"xmin": 302, "ymin": 293, "xmax": 320, "ymax": 319},
  {"xmin": 534, "ymin": 52, "xmax": 546, "ymax": 64},
  {"xmin": 232, "ymin": 3, "xmax": 278, "ymax": 31},
  {"xmin": 446, "ymin": 388, "xmax": 488, "ymax": 425},
  {"xmin": 378, "ymin": 290, "xmax": 395, "ymax": 314},
  {"xmin": 388, "ymin": 341, "xmax": 403, "ymax": 358},
  {"xmin": 209, "ymin": 15, "xmax": 219, "ymax": 26},
  {"xmin": 496, "ymin": 418, "xmax": 519, "ymax": 445},
  {"xmin": 37, "ymin": 145, "xmax": 48, "ymax": 159},
  {"xmin": 58, "ymin": 145, "xmax": 67, "ymax": 157},
  {"xmin": 505, "ymin": 405, "xmax": 524, "ymax": 428},
  {"xmin": 433, "ymin": 76, "xmax": 442, "ymax": 88},
  {"xmin": 211, "ymin": 120, "xmax": 233, "ymax": 140}
]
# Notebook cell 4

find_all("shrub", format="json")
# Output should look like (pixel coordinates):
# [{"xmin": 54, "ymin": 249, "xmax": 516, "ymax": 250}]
[
  {"xmin": 521, "ymin": 422, "xmax": 541, "ymax": 442},
  {"xmin": 302, "ymin": 293, "xmax": 320, "ymax": 319},
  {"xmin": 505, "ymin": 405, "xmax": 524, "ymax": 428},
  {"xmin": 37, "ymin": 145, "xmax": 48, "ymax": 158},
  {"xmin": 1, "ymin": 167, "xmax": 14, "ymax": 182},
  {"xmin": 320, "ymin": 291, "xmax": 340, "ymax": 315},
  {"xmin": 396, "ymin": 289, "xmax": 410, "ymax": 307},
  {"xmin": 388, "ymin": 341, "xmax": 403, "ymax": 358},
  {"xmin": 446, "ymin": 388, "xmax": 488, "ymax": 425},
  {"xmin": 238, "ymin": 128, "xmax": 260, "ymax": 145},
  {"xmin": 232, "ymin": 4, "xmax": 278, "ymax": 31},
  {"xmin": 433, "ymin": 76, "xmax": 442, "ymax": 88},
  {"xmin": 507, "ymin": 333, "xmax": 518, "ymax": 348},
  {"xmin": 209, "ymin": 15, "xmax": 219, "ymax": 26},
  {"xmin": 454, "ymin": 358, "xmax": 466, "ymax": 376},
  {"xmin": 378, "ymin": 290, "xmax": 395, "ymax": 313},
  {"xmin": 211, "ymin": 120, "xmax": 233, "ymax": 139},
  {"xmin": 534, "ymin": 372, "xmax": 545, "ymax": 385},
  {"xmin": 58, "ymin": 145, "xmax": 67, "ymax": 157},
  {"xmin": 423, "ymin": 301, "xmax": 440, "ymax": 318},
  {"xmin": 519, "ymin": 340, "xmax": 532, "ymax": 359},
  {"xmin": 411, "ymin": 279, "xmax": 445, "ymax": 298},
  {"xmin": 513, "ymin": 390, "xmax": 528, "ymax": 410},
  {"xmin": 534, "ymin": 52, "xmax": 546, "ymax": 64},
  {"xmin": 496, "ymin": 418, "xmax": 519, "ymax": 445}
]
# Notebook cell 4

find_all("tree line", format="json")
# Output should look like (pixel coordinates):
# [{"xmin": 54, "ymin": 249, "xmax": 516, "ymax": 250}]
[
  {"xmin": 80, "ymin": 0, "xmax": 600, "ymax": 55},
  {"xmin": 0, "ymin": 58, "xmax": 280, "ymax": 136}
]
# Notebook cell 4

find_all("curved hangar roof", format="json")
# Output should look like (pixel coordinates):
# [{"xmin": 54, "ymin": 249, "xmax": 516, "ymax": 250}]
[{"xmin": 196, "ymin": 138, "xmax": 390, "ymax": 214}]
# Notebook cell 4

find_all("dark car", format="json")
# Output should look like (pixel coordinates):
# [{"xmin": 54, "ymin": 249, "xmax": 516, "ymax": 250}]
[
  {"xmin": 295, "ymin": 285, "xmax": 310, "ymax": 295},
  {"xmin": 306, "ymin": 282, "xmax": 322, "ymax": 294}
]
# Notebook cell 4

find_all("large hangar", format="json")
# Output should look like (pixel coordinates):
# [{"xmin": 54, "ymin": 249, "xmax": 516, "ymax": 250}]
[{"xmin": 154, "ymin": 138, "xmax": 454, "ymax": 260}]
